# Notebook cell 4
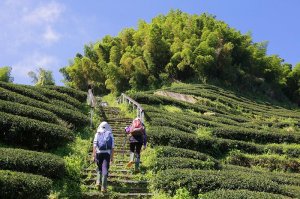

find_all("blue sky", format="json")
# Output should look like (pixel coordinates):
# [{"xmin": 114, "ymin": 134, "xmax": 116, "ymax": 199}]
[{"xmin": 0, "ymin": 0, "xmax": 299, "ymax": 86}]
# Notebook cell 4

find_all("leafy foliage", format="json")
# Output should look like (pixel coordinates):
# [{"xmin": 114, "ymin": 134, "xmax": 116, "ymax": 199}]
[
  {"xmin": 0, "ymin": 148, "xmax": 65, "ymax": 178},
  {"xmin": 61, "ymin": 10, "xmax": 299, "ymax": 104},
  {"xmin": 0, "ymin": 170, "xmax": 52, "ymax": 199},
  {"xmin": 0, "ymin": 111, "xmax": 74, "ymax": 149},
  {"xmin": 28, "ymin": 68, "xmax": 55, "ymax": 86},
  {"xmin": 0, "ymin": 66, "xmax": 13, "ymax": 82}
]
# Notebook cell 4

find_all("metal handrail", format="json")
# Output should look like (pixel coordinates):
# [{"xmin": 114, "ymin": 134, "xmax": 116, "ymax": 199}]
[{"xmin": 119, "ymin": 93, "xmax": 144, "ymax": 122}]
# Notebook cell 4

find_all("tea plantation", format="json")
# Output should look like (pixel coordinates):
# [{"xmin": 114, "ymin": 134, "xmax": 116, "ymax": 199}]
[
  {"xmin": 0, "ymin": 82, "xmax": 88, "ymax": 199},
  {"xmin": 129, "ymin": 83, "xmax": 300, "ymax": 198}
]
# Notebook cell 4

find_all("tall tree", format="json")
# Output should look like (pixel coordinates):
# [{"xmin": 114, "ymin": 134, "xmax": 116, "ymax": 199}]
[
  {"xmin": 0, "ymin": 66, "xmax": 13, "ymax": 82},
  {"xmin": 28, "ymin": 68, "xmax": 55, "ymax": 86}
]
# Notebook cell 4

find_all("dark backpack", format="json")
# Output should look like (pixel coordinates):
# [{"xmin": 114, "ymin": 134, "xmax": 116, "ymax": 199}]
[{"xmin": 97, "ymin": 131, "xmax": 113, "ymax": 150}]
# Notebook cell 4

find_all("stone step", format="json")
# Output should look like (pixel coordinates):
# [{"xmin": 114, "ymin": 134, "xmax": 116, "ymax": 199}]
[
  {"xmin": 112, "ymin": 186, "xmax": 150, "ymax": 193},
  {"xmin": 82, "ymin": 189, "xmax": 152, "ymax": 198},
  {"xmin": 117, "ymin": 193, "xmax": 153, "ymax": 198},
  {"xmin": 83, "ymin": 178, "xmax": 149, "ymax": 186},
  {"xmin": 82, "ymin": 172, "xmax": 135, "ymax": 179}
]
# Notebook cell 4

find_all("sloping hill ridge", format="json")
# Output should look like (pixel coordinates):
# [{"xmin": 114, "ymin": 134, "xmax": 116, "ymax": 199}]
[
  {"xmin": 0, "ymin": 82, "xmax": 88, "ymax": 199},
  {"xmin": 129, "ymin": 83, "xmax": 300, "ymax": 198}
]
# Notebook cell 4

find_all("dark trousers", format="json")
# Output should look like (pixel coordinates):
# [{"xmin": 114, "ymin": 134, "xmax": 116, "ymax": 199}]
[
  {"xmin": 130, "ymin": 142, "xmax": 143, "ymax": 156},
  {"xmin": 96, "ymin": 153, "xmax": 110, "ymax": 176}
]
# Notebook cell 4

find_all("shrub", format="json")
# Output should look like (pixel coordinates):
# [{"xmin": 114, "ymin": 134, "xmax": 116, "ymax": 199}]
[
  {"xmin": 44, "ymin": 85, "xmax": 87, "ymax": 102},
  {"xmin": 0, "ymin": 112, "xmax": 74, "ymax": 149},
  {"xmin": 227, "ymin": 151, "xmax": 300, "ymax": 173},
  {"xmin": 199, "ymin": 189, "xmax": 291, "ymax": 199},
  {"xmin": 0, "ymin": 87, "xmax": 89, "ymax": 127},
  {"xmin": 0, "ymin": 99, "xmax": 59, "ymax": 124},
  {"xmin": 154, "ymin": 169, "xmax": 282, "ymax": 197},
  {"xmin": 148, "ymin": 126, "xmax": 264, "ymax": 156},
  {"xmin": 224, "ymin": 165, "xmax": 300, "ymax": 187},
  {"xmin": 0, "ymin": 148, "xmax": 65, "ymax": 178},
  {"xmin": 155, "ymin": 145, "xmax": 217, "ymax": 162},
  {"xmin": 0, "ymin": 170, "xmax": 52, "ymax": 199},
  {"xmin": 212, "ymin": 126, "xmax": 300, "ymax": 144},
  {"xmin": 152, "ymin": 157, "xmax": 218, "ymax": 172},
  {"xmin": 24, "ymin": 86, "xmax": 82, "ymax": 107},
  {"xmin": 0, "ymin": 82, "xmax": 49, "ymax": 102}
]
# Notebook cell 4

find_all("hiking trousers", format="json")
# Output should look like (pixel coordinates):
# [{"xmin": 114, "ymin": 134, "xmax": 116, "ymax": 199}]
[{"xmin": 96, "ymin": 153, "xmax": 110, "ymax": 189}]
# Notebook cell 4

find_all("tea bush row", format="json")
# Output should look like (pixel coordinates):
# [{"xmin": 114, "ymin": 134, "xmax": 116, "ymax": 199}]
[
  {"xmin": 0, "ymin": 112, "xmax": 74, "ymax": 149},
  {"xmin": 0, "ymin": 147, "xmax": 65, "ymax": 178},
  {"xmin": 0, "ymin": 169, "xmax": 52, "ymax": 199}
]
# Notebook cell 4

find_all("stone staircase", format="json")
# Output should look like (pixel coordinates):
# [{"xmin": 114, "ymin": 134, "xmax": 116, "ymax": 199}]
[{"xmin": 81, "ymin": 107, "xmax": 153, "ymax": 198}]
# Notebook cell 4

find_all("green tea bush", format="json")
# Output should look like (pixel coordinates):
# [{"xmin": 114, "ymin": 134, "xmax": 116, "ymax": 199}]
[
  {"xmin": 0, "ymin": 112, "xmax": 74, "ymax": 149},
  {"xmin": 0, "ymin": 99, "xmax": 59, "ymax": 124},
  {"xmin": 227, "ymin": 151, "xmax": 300, "ymax": 172},
  {"xmin": 0, "ymin": 87, "xmax": 89, "ymax": 127},
  {"xmin": 24, "ymin": 86, "xmax": 82, "ymax": 107},
  {"xmin": 0, "ymin": 82, "xmax": 49, "ymax": 102},
  {"xmin": 212, "ymin": 126, "xmax": 300, "ymax": 144},
  {"xmin": 0, "ymin": 148, "xmax": 65, "ymax": 178},
  {"xmin": 148, "ymin": 126, "xmax": 264, "ymax": 156},
  {"xmin": 224, "ymin": 165, "xmax": 300, "ymax": 186},
  {"xmin": 155, "ymin": 145, "xmax": 217, "ymax": 162},
  {"xmin": 152, "ymin": 157, "xmax": 218, "ymax": 172},
  {"xmin": 44, "ymin": 85, "xmax": 86, "ymax": 102},
  {"xmin": 199, "ymin": 189, "xmax": 291, "ymax": 199},
  {"xmin": 0, "ymin": 170, "xmax": 52, "ymax": 199},
  {"xmin": 154, "ymin": 169, "xmax": 282, "ymax": 196}
]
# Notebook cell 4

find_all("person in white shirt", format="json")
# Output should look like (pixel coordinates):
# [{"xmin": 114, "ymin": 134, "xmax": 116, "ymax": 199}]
[{"xmin": 92, "ymin": 121, "xmax": 114, "ymax": 192}]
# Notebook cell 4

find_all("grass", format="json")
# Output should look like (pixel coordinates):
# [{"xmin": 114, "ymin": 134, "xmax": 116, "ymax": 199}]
[{"xmin": 49, "ymin": 126, "xmax": 94, "ymax": 198}]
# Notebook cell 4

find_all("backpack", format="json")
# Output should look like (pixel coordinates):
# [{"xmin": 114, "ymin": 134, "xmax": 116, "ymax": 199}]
[
  {"xmin": 132, "ymin": 118, "xmax": 142, "ymax": 128},
  {"xmin": 97, "ymin": 131, "xmax": 113, "ymax": 150}
]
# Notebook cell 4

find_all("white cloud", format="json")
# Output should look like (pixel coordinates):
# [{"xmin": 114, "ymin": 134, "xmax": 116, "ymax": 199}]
[
  {"xmin": 43, "ymin": 26, "xmax": 61, "ymax": 44},
  {"xmin": 12, "ymin": 52, "xmax": 59, "ymax": 78},
  {"xmin": 0, "ymin": 0, "xmax": 65, "ymax": 48},
  {"xmin": 22, "ymin": 1, "xmax": 65, "ymax": 25}
]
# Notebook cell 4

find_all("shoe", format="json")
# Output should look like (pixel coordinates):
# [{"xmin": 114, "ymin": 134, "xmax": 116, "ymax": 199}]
[
  {"xmin": 101, "ymin": 187, "xmax": 107, "ymax": 193},
  {"xmin": 126, "ymin": 161, "xmax": 134, "ymax": 168}
]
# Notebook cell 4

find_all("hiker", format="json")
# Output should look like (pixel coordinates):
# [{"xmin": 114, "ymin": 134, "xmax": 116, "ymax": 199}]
[
  {"xmin": 93, "ymin": 121, "xmax": 114, "ymax": 192},
  {"xmin": 125, "ymin": 117, "xmax": 147, "ymax": 172}
]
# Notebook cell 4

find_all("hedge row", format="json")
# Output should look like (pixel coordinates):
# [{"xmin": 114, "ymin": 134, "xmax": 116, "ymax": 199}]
[
  {"xmin": 168, "ymin": 85, "xmax": 300, "ymax": 119},
  {"xmin": 212, "ymin": 126, "xmax": 300, "ymax": 144},
  {"xmin": 0, "ymin": 82, "xmax": 49, "ymax": 102},
  {"xmin": 0, "ymin": 112, "xmax": 74, "ymax": 149},
  {"xmin": 227, "ymin": 152, "xmax": 300, "ymax": 173},
  {"xmin": 224, "ymin": 165, "xmax": 300, "ymax": 186},
  {"xmin": 152, "ymin": 157, "xmax": 219, "ymax": 172},
  {"xmin": 44, "ymin": 85, "xmax": 86, "ymax": 102},
  {"xmin": 147, "ymin": 116, "xmax": 197, "ymax": 133},
  {"xmin": 155, "ymin": 145, "xmax": 217, "ymax": 162},
  {"xmin": 0, "ymin": 148, "xmax": 65, "ymax": 178},
  {"xmin": 200, "ymin": 189, "xmax": 291, "ymax": 199},
  {"xmin": 130, "ymin": 92, "xmax": 225, "ymax": 114},
  {"xmin": 24, "ymin": 86, "xmax": 82, "ymax": 108},
  {"xmin": 148, "ymin": 126, "xmax": 264, "ymax": 156},
  {"xmin": 0, "ymin": 170, "xmax": 52, "ymax": 199},
  {"xmin": 154, "ymin": 169, "xmax": 283, "ymax": 197},
  {"xmin": 0, "ymin": 87, "xmax": 89, "ymax": 127},
  {"xmin": 50, "ymin": 99, "xmax": 78, "ymax": 111},
  {"xmin": 0, "ymin": 99, "xmax": 59, "ymax": 124}
]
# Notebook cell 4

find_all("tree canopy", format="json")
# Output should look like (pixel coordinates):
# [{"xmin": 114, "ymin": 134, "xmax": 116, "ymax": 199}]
[
  {"xmin": 0, "ymin": 66, "xmax": 14, "ymax": 82},
  {"xmin": 28, "ymin": 68, "xmax": 55, "ymax": 86},
  {"xmin": 61, "ymin": 10, "xmax": 300, "ymax": 104}
]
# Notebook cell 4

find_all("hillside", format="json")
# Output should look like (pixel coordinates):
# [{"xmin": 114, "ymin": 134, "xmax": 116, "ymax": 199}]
[
  {"xmin": 127, "ymin": 82, "xmax": 300, "ymax": 198},
  {"xmin": 0, "ymin": 82, "xmax": 90, "ymax": 199}
]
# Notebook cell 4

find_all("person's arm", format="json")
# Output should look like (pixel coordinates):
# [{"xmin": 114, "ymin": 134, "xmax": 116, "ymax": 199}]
[
  {"xmin": 92, "ymin": 133, "xmax": 97, "ymax": 161},
  {"xmin": 110, "ymin": 134, "xmax": 115, "ymax": 163},
  {"xmin": 143, "ymin": 131, "xmax": 147, "ymax": 149}
]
